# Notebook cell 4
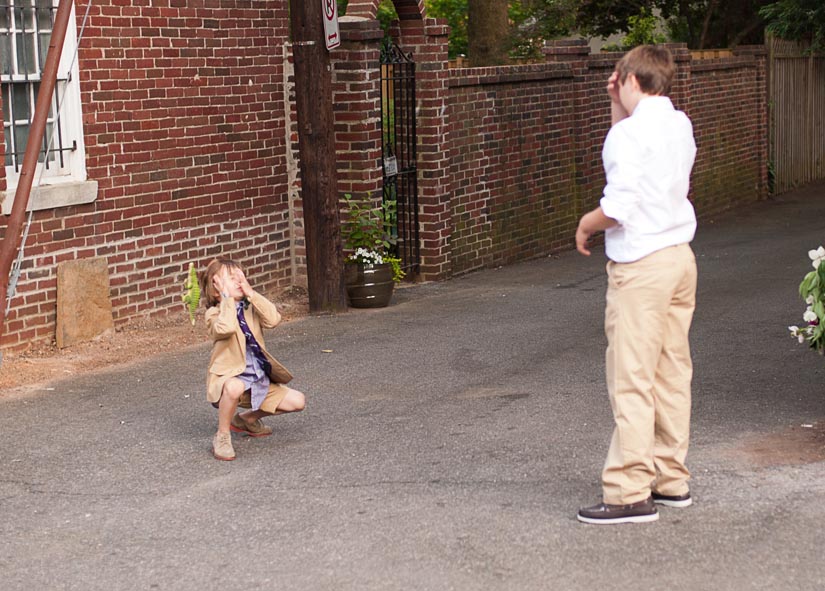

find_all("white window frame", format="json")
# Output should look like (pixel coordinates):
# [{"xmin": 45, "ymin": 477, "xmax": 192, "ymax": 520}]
[{"xmin": 1, "ymin": 0, "xmax": 95, "ymax": 214}]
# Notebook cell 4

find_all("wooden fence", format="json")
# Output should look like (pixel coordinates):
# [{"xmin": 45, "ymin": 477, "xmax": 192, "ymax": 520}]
[{"xmin": 768, "ymin": 36, "xmax": 825, "ymax": 193}]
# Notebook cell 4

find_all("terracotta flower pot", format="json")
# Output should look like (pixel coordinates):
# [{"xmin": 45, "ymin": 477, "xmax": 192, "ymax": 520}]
[{"xmin": 345, "ymin": 262, "xmax": 394, "ymax": 308}]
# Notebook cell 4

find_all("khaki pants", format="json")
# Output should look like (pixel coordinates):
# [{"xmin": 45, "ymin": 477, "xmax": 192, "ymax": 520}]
[{"xmin": 602, "ymin": 243, "xmax": 697, "ymax": 505}]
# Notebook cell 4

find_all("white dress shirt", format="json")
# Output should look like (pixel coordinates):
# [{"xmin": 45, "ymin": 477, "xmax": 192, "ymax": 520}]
[{"xmin": 599, "ymin": 95, "xmax": 697, "ymax": 263}]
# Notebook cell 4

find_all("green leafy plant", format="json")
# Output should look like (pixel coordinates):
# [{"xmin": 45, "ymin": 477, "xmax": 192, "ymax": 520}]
[
  {"xmin": 601, "ymin": 9, "xmax": 668, "ymax": 51},
  {"xmin": 788, "ymin": 246, "xmax": 825, "ymax": 354},
  {"xmin": 761, "ymin": 0, "xmax": 825, "ymax": 53},
  {"xmin": 341, "ymin": 193, "xmax": 405, "ymax": 282},
  {"xmin": 509, "ymin": 0, "xmax": 579, "ymax": 60},
  {"xmin": 425, "ymin": 0, "xmax": 469, "ymax": 59}
]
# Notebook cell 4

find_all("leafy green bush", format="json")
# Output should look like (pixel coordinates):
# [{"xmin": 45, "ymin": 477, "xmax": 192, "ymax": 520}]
[{"xmin": 341, "ymin": 194, "xmax": 404, "ymax": 282}]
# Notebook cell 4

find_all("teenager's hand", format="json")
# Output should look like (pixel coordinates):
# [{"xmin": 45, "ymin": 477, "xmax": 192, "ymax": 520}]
[
  {"xmin": 575, "ymin": 223, "xmax": 592, "ymax": 256},
  {"xmin": 576, "ymin": 207, "xmax": 617, "ymax": 256},
  {"xmin": 606, "ymin": 71, "xmax": 621, "ymax": 103}
]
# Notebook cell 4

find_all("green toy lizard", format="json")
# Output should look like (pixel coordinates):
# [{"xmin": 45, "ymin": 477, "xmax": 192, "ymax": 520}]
[{"xmin": 181, "ymin": 262, "xmax": 201, "ymax": 325}]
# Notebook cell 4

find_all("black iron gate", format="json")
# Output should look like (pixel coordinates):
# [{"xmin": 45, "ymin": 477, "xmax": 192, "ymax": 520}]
[{"xmin": 380, "ymin": 41, "xmax": 420, "ymax": 275}]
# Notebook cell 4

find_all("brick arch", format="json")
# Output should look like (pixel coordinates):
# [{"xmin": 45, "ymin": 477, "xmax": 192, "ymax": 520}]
[{"xmin": 345, "ymin": 0, "xmax": 426, "ymax": 21}]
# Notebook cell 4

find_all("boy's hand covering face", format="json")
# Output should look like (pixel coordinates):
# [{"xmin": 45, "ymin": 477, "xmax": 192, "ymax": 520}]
[{"xmin": 607, "ymin": 71, "xmax": 621, "ymax": 103}]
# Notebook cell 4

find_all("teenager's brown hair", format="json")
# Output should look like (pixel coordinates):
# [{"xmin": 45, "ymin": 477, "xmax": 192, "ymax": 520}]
[
  {"xmin": 199, "ymin": 257, "xmax": 242, "ymax": 308},
  {"xmin": 616, "ymin": 45, "xmax": 675, "ymax": 96}
]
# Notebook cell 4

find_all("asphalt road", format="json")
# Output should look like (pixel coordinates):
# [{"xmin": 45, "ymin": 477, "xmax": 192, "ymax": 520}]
[{"xmin": 2, "ymin": 183, "xmax": 825, "ymax": 590}]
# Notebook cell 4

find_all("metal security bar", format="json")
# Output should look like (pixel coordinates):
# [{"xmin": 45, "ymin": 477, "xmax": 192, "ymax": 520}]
[
  {"xmin": 0, "ymin": 1, "xmax": 73, "ymax": 172},
  {"xmin": 380, "ymin": 41, "xmax": 419, "ymax": 275}
]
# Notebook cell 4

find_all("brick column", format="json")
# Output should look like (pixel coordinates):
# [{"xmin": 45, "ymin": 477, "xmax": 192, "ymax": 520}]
[
  {"xmin": 543, "ymin": 39, "xmax": 598, "ymax": 223},
  {"xmin": 332, "ymin": 18, "xmax": 385, "ymax": 201},
  {"xmin": 346, "ymin": 0, "xmax": 426, "ymax": 21},
  {"xmin": 395, "ymin": 17, "xmax": 451, "ymax": 280},
  {"xmin": 733, "ymin": 45, "xmax": 769, "ymax": 197},
  {"xmin": 665, "ymin": 43, "xmax": 692, "ymax": 112}
]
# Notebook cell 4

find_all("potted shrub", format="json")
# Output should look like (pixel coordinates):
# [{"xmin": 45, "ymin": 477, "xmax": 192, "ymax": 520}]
[{"xmin": 341, "ymin": 193, "xmax": 405, "ymax": 308}]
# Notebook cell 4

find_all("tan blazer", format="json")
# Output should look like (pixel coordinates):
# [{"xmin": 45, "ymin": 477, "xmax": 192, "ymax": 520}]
[{"xmin": 205, "ymin": 290, "xmax": 293, "ymax": 404}]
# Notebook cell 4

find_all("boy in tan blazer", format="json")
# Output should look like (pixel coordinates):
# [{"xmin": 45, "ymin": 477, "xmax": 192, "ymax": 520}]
[{"xmin": 200, "ymin": 258, "xmax": 305, "ymax": 461}]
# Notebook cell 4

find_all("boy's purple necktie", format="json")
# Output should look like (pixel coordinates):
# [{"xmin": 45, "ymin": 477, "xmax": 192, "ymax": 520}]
[{"xmin": 236, "ymin": 302, "xmax": 272, "ymax": 374}]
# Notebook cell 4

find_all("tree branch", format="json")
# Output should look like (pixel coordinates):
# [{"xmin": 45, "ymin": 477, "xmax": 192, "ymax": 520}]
[
  {"xmin": 699, "ymin": 0, "xmax": 720, "ymax": 50},
  {"xmin": 729, "ymin": 14, "xmax": 765, "ymax": 49}
]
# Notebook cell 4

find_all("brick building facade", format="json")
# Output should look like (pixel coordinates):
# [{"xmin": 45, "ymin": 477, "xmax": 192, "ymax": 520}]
[
  {"xmin": 0, "ymin": 0, "xmax": 767, "ymax": 353},
  {"xmin": 1, "ymin": 1, "xmax": 298, "ymax": 351}
]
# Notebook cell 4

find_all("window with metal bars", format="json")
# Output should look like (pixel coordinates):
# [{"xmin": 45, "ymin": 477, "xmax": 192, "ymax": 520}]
[{"xmin": 0, "ymin": 0, "xmax": 84, "ymax": 188}]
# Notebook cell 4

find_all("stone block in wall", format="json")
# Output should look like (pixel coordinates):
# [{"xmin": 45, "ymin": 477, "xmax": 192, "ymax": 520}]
[{"xmin": 56, "ymin": 257, "xmax": 114, "ymax": 349}]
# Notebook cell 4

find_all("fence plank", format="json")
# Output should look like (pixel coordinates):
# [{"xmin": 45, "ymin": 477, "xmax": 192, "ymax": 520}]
[{"xmin": 769, "ymin": 36, "xmax": 825, "ymax": 193}]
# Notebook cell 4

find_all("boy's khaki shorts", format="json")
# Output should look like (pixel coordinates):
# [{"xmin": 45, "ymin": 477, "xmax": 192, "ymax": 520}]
[{"xmin": 212, "ymin": 383, "xmax": 289, "ymax": 414}]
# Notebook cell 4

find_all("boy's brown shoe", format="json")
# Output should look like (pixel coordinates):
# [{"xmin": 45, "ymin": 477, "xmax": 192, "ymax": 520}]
[
  {"xmin": 652, "ymin": 491, "xmax": 693, "ymax": 508},
  {"xmin": 230, "ymin": 414, "xmax": 273, "ymax": 438},
  {"xmin": 576, "ymin": 496, "xmax": 658, "ymax": 525},
  {"xmin": 212, "ymin": 432, "xmax": 235, "ymax": 461}
]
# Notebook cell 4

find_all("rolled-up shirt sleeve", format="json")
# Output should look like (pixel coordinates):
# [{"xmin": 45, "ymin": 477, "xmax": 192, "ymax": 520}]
[{"xmin": 599, "ymin": 125, "xmax": 643, "ymax": 226}]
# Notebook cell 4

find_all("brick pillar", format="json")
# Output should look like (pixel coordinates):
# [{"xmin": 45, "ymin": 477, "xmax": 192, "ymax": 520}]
[
  {"xmin": 665, "ymin": 43, "xmax": 692, "ymax": 113},
  {"xmin": 332, "ymin": 18, "xmax": 385, "ymax": 202},
  {"xmin": 542, "ymin": 39, "xmax": 597, "ymax": 222},
  {"xmin": 395, "ymin": 17, "xmax": 451, "ymax": 280},
  {"xmin": 346, "ymin": 0, "xmax": 426, "ymax": 21},
  {"xmin": 665, "ymin": 45, "xmax": 694, "ymax": 204},
  {"xmin": 734, "ymin": 45, "xmax": 769, "ymax": 197}
]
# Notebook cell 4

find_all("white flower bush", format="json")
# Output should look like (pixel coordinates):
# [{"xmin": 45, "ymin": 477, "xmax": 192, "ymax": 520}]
[
  {"xmin": 789, "ymin": 245, "xmax": 825, "ymax": 355},
  {"xmin": 348, "ymin": 247, "xmax": 384, "ymax": 265},
  {"xmin": 788, "ymin": 325, "xmax": 812, "ymax": 344},
  {"xmin": 809, "ymin": 246, "xmax": 825, "ymax": 269},
  {"xmin": 342, "ymin": 194, "xmax": 405, "ymax": 283}
]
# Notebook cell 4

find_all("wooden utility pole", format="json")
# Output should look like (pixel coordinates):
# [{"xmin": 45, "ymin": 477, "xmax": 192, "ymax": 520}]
[{"xmin": 289, "ymin": 0, "xmax": 347, "ymax": 312}]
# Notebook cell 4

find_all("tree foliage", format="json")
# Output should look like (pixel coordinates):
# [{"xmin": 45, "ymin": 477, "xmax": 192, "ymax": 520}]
[
  {"xmin": 337, "ymin": 0, "xmax": 398, "ymax": 31},
  {"xmin": 377, "ymin": 0, "xmax": 400, "ymax": 30},
  {"xmin": 427, "ymin": 0, "xmax": 578, "ymax": 60},
  {"xmin": 509, "ymin": 0, "xmax": 579, "ymax": 59},
  {"xmin": 428, "ymin": 0, "xmax": 777, "ymax": 57},
  {"xmin": 601, "ymin": 8, "xmax": 667, "ymax": 51},
  {"xmin": 761, "ymin": 0, "xmax": 825, "ymax": 52},
  {"xmin": 426, "ymin": 0, "xmax": 470, "ymax": 57},
  {"xmin": 341, "ymin": 0, "xmax": 805, "ymax": 58},
  {"xmin": 576, "ymin": 1, "xmax": 772, "ymax": 49}
]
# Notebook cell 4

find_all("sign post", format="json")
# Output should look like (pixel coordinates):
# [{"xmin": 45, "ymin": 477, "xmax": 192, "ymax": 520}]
[{"xmin": 321, "ymin": 0, "xmax": 340, "ymax": 50}]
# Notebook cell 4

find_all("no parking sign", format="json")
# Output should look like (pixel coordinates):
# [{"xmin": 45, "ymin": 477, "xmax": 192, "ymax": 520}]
[{"xmin": 322, "ymin": 0, "xmax": 340, "ymax": 50}]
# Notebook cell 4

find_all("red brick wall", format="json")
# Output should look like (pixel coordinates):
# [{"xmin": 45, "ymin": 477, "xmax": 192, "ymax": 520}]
[
  {"xmin": 0, "ymin": 0, "xmax": 295, "ymax": 351},
  {"xmin": 446, "ymin": 42, "xmax": 768, "ymax": 275},
  {"xmin": 448, "ymin": 64, "xmax": 580, "ymax": 273},
  {"xmin": 0, "ymin": 5, "xmax": 769, "ymax": 353},
  {"xmin": 688, "ymin": 49, "xmax": 768, "ymax": 216},
  {"xmin": 331, "ymin": 19, "xmax": 385, "ymax": 202},
  {"xmin": 395, "ymin": 18, "xmax": 452, "ymax": 280}
]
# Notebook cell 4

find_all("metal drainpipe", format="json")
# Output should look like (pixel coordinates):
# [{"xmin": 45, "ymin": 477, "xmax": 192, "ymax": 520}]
[{"xmin": 0, "ymin": 0, "xmax": 75, "ymax": 365}]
